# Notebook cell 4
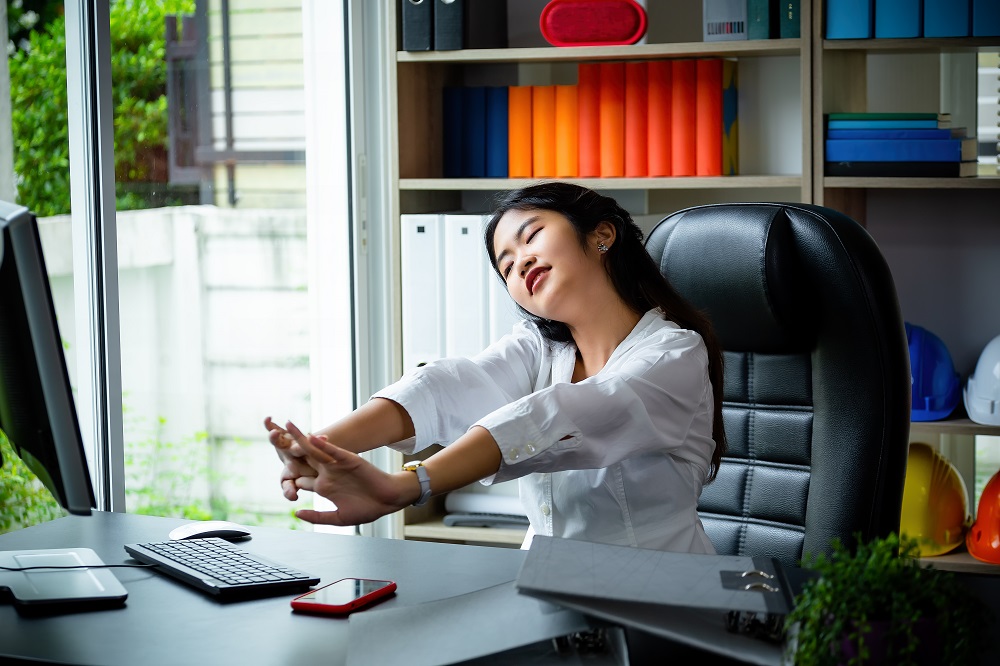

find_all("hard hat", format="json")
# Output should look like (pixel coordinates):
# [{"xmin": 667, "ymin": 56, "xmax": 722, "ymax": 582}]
[
  {"xmin": 967, "ymin": 467, "xmax": 1000, "ymax": 565},
  {"xmin": 964, "ymin": 335, "xmax": 1000, "ymax": 426},
  {"xmin": 900, "ymin": 442, "xmax": 969, "ymax": 557},
  {"xmin": 905, "ymin": 322, "xmax": 960, "ymax": 422}
]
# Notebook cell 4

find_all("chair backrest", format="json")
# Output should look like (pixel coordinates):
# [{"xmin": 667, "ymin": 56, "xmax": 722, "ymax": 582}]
[{"xmin": 646, "ymin": 203, "xmax": 911, "ymax": 567}]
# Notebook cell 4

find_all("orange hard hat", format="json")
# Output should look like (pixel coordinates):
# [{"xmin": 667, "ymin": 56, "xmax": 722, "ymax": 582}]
[
  {"xmin": 967, "ymin": 467, "xmax": 1000, "ymax": 565},
  {"xmin": 900, "ymin": 442, "xmax": 969, "ymax": 557}
]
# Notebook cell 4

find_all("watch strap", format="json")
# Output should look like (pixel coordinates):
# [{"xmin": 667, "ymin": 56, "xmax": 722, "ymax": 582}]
[{"xmin": 402, "ymin": 462, "xmax": 432, "ymax": 507}]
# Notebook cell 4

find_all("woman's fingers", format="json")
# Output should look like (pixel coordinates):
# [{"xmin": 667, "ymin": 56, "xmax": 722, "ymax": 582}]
[
  {"xmin": 288, "ymin": 422, "xmax": 351, "ymax": 466},
  {"xmin": 294, "ymin": 509, "xmax": 348, "ymax": 527}
]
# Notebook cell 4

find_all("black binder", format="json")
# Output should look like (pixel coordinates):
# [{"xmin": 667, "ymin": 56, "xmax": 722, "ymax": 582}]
[
  {"xmin": 515, "ymin": 536, "xmax": 804, "ymax": 665},
  {"xmin": 401, "ymin": 0, "xmax": 432, "ymax": 51},
  {"xmin": 434, "ymin": 0, "xmax": 464, "ymax": 50}
]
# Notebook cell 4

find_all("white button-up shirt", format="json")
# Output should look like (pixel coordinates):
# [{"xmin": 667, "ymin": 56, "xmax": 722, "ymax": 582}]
[{"xmin": 373, "ymin": 309, "xmax": 717, "ymax": 554}]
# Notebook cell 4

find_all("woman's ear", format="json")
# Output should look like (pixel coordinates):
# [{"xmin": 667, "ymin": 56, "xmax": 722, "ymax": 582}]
[{"xmin": 592, "ymin": 221, "xmax": 617, "ymax": 251}]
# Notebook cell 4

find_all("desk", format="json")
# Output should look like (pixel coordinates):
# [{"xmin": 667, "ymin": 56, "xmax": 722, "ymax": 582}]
[{"xmin": 0, "ymin": 512, "xmax": 532, "ymax": 665}]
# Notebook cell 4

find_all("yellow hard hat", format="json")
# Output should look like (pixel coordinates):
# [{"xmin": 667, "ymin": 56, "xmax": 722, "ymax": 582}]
[{"xmin": 900, "ymin": 442, "xmax": 970, "ymax": 556}]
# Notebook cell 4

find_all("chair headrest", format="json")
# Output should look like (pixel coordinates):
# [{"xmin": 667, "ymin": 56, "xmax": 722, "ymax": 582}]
[{"xmin": 645, "ymin": 204, "xmax": 813, "ymax": 352}]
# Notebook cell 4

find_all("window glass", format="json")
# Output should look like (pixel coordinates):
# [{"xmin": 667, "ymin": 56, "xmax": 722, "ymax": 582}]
[{"xmin": 109, "ymin": 0, "xmax": 325, "ymax": 528}]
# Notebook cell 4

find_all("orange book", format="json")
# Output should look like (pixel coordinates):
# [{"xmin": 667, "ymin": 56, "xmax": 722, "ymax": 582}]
[
  {"xmin": 532, "ymin": 86, "xmax": 557, "ymax": 178},
  {"xmin": 647, "ymin": 60, "xmax": 672, "ymax": 177},
  {"xmin": 555, "ymin": 85, "xmax": 579, "ymax": 178},
  {"xmin": 695, "ymin": 59, "xmax": 723, "ymax": 176},
  {"xmin": 508, "ymin": 86, "xmax": 533, "ymax": 178},
  {"xmin": 671, "ymin": 59, "xmax": 697, "ymax": 176},
  {"xmin": 599, "ymin": 62, "xmax": 625, "ymax": 178},
  {"xmin": 624, "ymin": 62, "xmax": 648, "ymax": 178},
  {"xmin": 577, "ymin": 63, "xmax": 601, "ymax": 178}
]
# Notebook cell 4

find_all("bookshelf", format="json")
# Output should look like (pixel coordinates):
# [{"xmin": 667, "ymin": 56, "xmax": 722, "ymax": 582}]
[
  {"xmin": 810, "ymin": 0, "xmax": 1000, "ymax": 218},
  {"xmin": 382, "ymin": 1, "xmax": 1000, "ymax": 544}
]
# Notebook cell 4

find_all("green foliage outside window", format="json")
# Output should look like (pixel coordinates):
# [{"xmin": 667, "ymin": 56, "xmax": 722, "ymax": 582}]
[{"xmin": 7, "ymin": 0, "xmax": 196, "ymax": 216}]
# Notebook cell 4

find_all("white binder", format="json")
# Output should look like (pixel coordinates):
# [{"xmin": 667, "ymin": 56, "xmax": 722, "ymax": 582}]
[
  {"xmin": 442, "ymin": 214, "xmax": 490, "ymax": 358},
  {"xmin": 488, "ymin": 269, "xmax": 522, "ymax": 343},
  {"xmin": 400, "ymin": 214, "xmax": 446, "ymax": 371}
]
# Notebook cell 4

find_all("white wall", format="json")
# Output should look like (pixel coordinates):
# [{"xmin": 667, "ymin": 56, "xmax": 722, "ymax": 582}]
[{"xmin": 38, "ymin": 206, "xmax": 311, "ymax": 521}]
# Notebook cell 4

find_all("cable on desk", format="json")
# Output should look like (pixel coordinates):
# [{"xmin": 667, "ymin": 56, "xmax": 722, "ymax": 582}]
[{"xmin": 0, "ymin": 563, "xmax": 158, "ymax": 572}]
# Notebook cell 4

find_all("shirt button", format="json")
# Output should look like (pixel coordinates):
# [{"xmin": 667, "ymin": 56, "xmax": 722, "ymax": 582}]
[
  {"xmin": 540, "ymin": 503, "xmax": 551, "ymax": 516},
  {"xmin": 525, "ymin": 443, "xmax": 536, "ymax": 453},
  {"xmin": 508, "ymin": 448, "xmax": 520, "ymax": 461}
]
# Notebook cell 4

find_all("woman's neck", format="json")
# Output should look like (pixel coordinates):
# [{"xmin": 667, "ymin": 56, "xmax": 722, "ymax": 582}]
[{"xmin": 568, "ymin": 302, "xmax": 643, "ymax": 381}]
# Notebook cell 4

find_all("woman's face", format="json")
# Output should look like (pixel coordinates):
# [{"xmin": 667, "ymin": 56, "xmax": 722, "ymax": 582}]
[{"xmin": 492, "ymin": 208, "xmax": 609, "ymax": 322}]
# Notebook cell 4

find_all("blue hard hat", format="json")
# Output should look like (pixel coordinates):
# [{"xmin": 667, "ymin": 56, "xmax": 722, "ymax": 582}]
[{"xmin": 905, "ymin": 322, "xmax": 960, "ymax": 422}]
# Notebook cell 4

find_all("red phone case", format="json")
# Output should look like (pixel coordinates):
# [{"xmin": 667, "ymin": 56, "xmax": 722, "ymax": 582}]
[{"xmin": 290, "ymin": 578, "xmax": 396, "ymax": 615}]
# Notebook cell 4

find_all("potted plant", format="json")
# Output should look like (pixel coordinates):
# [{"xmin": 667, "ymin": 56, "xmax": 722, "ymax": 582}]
[{"xmin": 784, "ymin": 533, "xmax": 989, "ymax": 665}]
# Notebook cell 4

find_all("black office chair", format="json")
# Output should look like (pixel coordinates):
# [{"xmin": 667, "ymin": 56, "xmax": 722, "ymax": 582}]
[{"xmin": 645, "ymin": 203, "xmax": 911, "ymax": 568}]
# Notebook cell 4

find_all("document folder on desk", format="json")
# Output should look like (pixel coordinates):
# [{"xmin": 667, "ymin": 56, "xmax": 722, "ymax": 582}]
[{"xmin": 515, "ymin": 536, "xmax": 792, "ymax": 665}]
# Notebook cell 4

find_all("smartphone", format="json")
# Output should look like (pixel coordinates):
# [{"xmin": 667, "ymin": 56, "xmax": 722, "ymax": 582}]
[{"xmin": 290, "ymin": 578, "xmax": 396, "ymax": 615}]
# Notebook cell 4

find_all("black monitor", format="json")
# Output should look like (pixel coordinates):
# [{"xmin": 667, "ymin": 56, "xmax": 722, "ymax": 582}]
[{"xmin": 0, "ymin": 200, "xmax": 96, "ymax": 516}]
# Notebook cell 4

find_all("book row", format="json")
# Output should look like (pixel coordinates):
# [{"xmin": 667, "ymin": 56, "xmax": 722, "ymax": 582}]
[
  {"xmin": 704, "ymin": 0, "xmax": 801, "ymax": 41},
  {"xmin": 824, "ymin": 112, "xmax": 978, "ymax": 177},
  {"xmin": 826, "ymin": 0, "xmax": 1000, "ymax": 39},
  {"xmin": 443, "ymin": 59, "xmax": 739, "ymax": 180}
]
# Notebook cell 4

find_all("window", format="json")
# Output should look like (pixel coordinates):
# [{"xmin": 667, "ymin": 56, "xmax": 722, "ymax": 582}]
[{"xmin": 1, "ymin": 0, "xmax": 355, "ymax": 532}]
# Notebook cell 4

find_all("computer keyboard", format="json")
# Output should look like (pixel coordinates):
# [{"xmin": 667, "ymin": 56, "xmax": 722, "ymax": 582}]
[{"xmin": 124, "ymin": 538, "xmax": 320, "ymax": 599}]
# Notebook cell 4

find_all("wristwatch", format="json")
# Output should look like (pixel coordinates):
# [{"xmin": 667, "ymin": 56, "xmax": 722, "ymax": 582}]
[{"xmin": 401, "ymin": 461, "xmax": 432, "ymax": 507}]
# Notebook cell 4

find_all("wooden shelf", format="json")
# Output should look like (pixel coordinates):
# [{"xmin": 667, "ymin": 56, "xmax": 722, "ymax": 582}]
[
  {"xmin": 399, "ymin": 176, "xmax": 803, "ymax": 191},
  {"xmin": 909, "ymin": 418, "xmax": 1000, "ymax": 438},
  {"xmin": 824, "ymin": 176, "xmax": 1000, "ymax": 189},
  {"xmin": 919, "ymin": 549, "xmax": 1000, "ymax": 575},
  {"xmin": 823, "ymin": 37, "xmax": 1000, "ymax": 53},
  {"xmin": 404, "ymin": 519, "xmax": 526, "ymax": 545},
  {"xmin": 397, "ymin": 39, "xmax": 803, "ymax": 64}
]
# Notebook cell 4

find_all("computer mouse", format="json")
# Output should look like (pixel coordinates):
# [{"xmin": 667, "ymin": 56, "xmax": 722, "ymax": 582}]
[{"xmin": 168, "ymin": 520, "xmax": 252, "ymax": 542}]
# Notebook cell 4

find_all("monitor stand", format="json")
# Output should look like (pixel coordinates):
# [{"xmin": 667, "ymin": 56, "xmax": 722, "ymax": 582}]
[{"xmin": 0, "ymin": 547, "xmax": 128, "ymax": 614}]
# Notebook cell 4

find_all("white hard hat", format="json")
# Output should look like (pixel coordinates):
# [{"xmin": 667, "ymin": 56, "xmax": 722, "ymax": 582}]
[{"xmin": 964, "ymin": 335, "xmax": 1000, "ymax": 426}]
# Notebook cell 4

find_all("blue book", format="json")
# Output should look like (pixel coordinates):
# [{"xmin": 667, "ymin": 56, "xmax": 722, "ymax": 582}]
[
  {"xmin": 826, "ymin": 0, "xmax": 873, "ymax": 38},
  {"xmin": 461, "ymin": 86, "xmax": 487, "ymax": 178},
  {"xmin": 875, "ymin": 0, "xmax": 921, "ymax": 38},
  {"xmin": 827, "ymin": 128, "xmax": 966, "ymax": 140},
  {"xmin": 484, "ymin": 87, "xmax": 508, "ymax": 178},
  {"xmin": 973, "ymin": 0, "xmax": 1000, "ymax": 36},
  {"xmin": 825, "ymin": 138, "xmax": 977, "ymax": 162},
  {"xmin": 442, "ymin": 87, "xmax": 464, "ymax": 178},
  {"xmin": 827, "ymin": 119, "xmax": 948, "ymax": 129},
  {"xmin": 924, "ymin": 0, "xmax": 971, "ymax": 37}
]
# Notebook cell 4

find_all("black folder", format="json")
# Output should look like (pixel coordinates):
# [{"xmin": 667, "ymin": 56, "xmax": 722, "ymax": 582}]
[
  {"xmin": 401, "ymin": 0, "xmax": 432, "ymax": 51},
  {"xmin": 433, "ymin": 0, "xmax": 464, "ymax": 50}
]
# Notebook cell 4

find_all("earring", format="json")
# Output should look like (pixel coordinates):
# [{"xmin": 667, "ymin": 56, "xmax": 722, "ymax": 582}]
[{"xmin": 597, "ymin": 243, "xmax": 609, "ymax": 254}]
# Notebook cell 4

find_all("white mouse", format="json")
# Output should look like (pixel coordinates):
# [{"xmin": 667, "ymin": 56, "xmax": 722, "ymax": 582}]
[{"xmin": 168, "ymin": 520, "xmax": 252, "ymax": 541}]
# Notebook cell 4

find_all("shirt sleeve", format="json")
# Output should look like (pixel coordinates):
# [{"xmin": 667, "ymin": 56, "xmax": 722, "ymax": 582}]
[
  {"xmin": 476, "ymin": 331, "xmax": 715, "ymax": 484},
  {"xmin": 371, "ymin": 320, "xmax": 545, "ymax": 454}
]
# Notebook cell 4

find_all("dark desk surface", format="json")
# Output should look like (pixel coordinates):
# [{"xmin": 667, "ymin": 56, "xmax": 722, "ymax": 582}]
[{"xmin": 0, "ymin": 512, "xmax": 528, "ymax": 665}]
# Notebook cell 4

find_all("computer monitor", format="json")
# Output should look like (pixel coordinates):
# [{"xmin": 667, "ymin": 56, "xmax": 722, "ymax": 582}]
[{"xmin": 0, "ymin": 200, "xmax": 96, "ymax": 516}]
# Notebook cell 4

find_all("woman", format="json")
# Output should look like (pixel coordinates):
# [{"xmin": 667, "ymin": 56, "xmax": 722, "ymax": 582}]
[{"xmin": 266, "ymin": 182, "xmax": 726, "ymax": 554}]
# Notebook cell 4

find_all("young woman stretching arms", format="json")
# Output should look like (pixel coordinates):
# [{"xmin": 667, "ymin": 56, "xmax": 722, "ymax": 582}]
[{"xmin": 265, "ymin": 182, "xmax": 726, "ymax": 553}]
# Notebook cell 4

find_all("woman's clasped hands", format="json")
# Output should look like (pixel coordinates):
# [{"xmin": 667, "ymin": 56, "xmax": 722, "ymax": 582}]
[{"xmin": 263, "ymin": 417, "xmax": 420, "ymax": 527}]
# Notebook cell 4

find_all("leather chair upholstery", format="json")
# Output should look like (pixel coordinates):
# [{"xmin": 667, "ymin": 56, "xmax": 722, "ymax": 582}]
[{"xmin": 645, "ymin": 203, "xmax": 911, "ymax": 567}]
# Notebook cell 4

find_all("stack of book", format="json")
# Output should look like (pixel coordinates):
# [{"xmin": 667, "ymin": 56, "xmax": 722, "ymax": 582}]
[
  {"xmin": 442, "ymin": 58, "xmax": 739, "ymax": 180},
  {"xmin": 824, "ymin": 112, "xmax": 977, "ymax": 177}
]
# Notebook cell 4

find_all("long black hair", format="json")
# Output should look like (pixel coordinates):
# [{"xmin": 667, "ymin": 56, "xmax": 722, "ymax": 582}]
[{"xmin": 484, "ymin": 182, "xmax": 726, "ymax": 480}]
